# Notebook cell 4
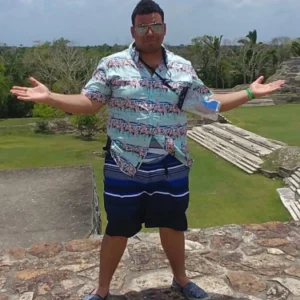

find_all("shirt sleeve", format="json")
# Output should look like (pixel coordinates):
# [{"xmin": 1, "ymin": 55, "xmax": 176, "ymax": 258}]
[
  {"xmin": 81, "ymin": 58, "xmax": 111, "ymax": 104},
  {"xmin": 181, "ymin": 65, "xmax": 222, "ymax": 121}
]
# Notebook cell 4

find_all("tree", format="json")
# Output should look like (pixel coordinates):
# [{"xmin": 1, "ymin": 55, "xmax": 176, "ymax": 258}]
[{"xmin": 203, "ymin": 35, "xmax": 223, "ymax": 88}]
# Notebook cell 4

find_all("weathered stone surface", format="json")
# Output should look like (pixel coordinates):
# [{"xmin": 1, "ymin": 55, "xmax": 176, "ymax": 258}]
[
  {"xmin": 285, "ymin": 266, "xmax": 300, "ymax": 278},
  {"xmin": 227, "ymin": 271, "xmax": 267, "ymax": 295},
  {"xmin": 8, "ymin": 248, "xmax": 26, "ymax": 260},
  {"xmin": 59, "ymin": 264, "xmax": 95, "ymax": 272},
  {"xmin": 76, "ymin": 282, "xmax": 96, "ymax": 297},
  {"xmin": 78, "ymin": 267, "xmax": 99, "ymax": 281},
  {"xmin": 60, "ymin": 278, "xmax": 85, "ymax": 289},
  {"xmin": 267, "ymin": 284, "xmax": 289, "ymax": 300},
  {"xmin": 28, "ymin": 242, "xmax": 63, "ymax": 258},
  {"xmin": 19, "ymin": 292, "xmax": 34, "ymax": 300},
  {"xmin": 256, "ymin": 238, "xmax": 289, "ymax": 247},
  {"xmin": 210, "ymin": 235, "xmax": 241, "ymax": 251},
  {"xmin": 0, "ymin": 277, "xmax": 5, "ymax": 289},
  {"xmin": 126, "ymin": 270, "xmax": 173, "ymax": 292},
  {"xmin": 192, "ymin": 276, "xmax": 234, "ymax": 296},
  {"xmin": 51, "ymin": 287, "xmax": 71, "ymax": 299},
  {"xmin": 37, "ymin": 283, "xmax": 51, "ymax": 295},
  {"xmin": 185, "ymin": 240, "xmax": 206, "ymax": 251},
  {"xmin": 0, "ymin": 221, "xmax": 300, "ymax": 300},
  {"xmin": 241, "ymin": 245, "xmax": 265, "ymax": 256},
  {"xmin": 14, "ymin": 269, "xmax": 49, "ymax": 280},
  {"xmin": 280, "ymin": 244, "xmax": 299, "ymax": 256},
  {"xmin": 273, "ymin": 278, "xmax": 300, "ymax": 296},
  {"xmin": 241, "ymin": 253, "xmax": 291, "ymax": 270},
  {"xmin": 267, "ymin": 248, "xmax": 284, "ymax": 255},
  {"xmin": 185, "ymin": 255, "xmax": 224, "ymax": 276},
  {"xmin": 11, "ymin": 281, "xmax": 30, "ymax": 293},
  {"xmin": 65, "ymin": 239, "xmax": 101, "ymax": 252}
]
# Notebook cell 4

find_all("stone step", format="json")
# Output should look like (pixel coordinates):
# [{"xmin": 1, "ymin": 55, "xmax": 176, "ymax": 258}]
[
  {"xmin": 188, "ymin": 131, "xmax": 256, "ymax": 174},
  {"xmin": 285, "ymin": 179, "xmax": 297, "ymax": 192},
  {"xmin": 289, "ymin": 202, "xmax": 300, "ymax": 221},
  {"xmin": 288, "ymin": 177, "xmax": 300, "ymax": 189},
  {"xmin": 191, "ymin": 130, "xmax": 260, "ymax": 170},
  {"xmin": 188, "ymin": 133, "xmax": 255, "ymax": 174},
  {"xmin": 277, "ymin": 188, "xmax": 300, "ymax": 221},
  {"xmin": 193, "ymin": 127, "xmax": 263, "ymax": 166},
  {"xmin": 291, "ymin": 174, "xmax": 300, "ymax": 185},
  {"xmin": 294, "ymin": 170, "xmax": 300, "ymax": 180},
  {"xmin": 213, "ymin": 123, "xmax": 283, "ymax": 151},
  {"xmin": 201, "ymin": 124, "xmax": 273, "ymax": 156}
]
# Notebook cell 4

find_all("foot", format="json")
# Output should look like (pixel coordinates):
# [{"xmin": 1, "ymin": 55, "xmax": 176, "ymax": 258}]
[
  {"xmin": 171, "ymin": 278, "xmax": 208, "ymax": 299},
  {"xmin": 83, "ymin": 289, "xmax": 109, "ymax": 300}
]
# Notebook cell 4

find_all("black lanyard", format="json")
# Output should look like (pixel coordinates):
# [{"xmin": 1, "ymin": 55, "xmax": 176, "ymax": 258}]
[{"xmin": 139, "ymin": 57, "xmax": 188, "ymax": 110}]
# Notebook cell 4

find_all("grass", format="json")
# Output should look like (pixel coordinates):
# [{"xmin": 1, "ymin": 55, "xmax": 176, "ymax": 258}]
[
  {"xmin": 0, "ymin": 129, "xmax": 292, "ymax": 232},
  {"xmin": 222, "ymin": 104, "xmax": 300, "ymax": 146},
  {"xmin": 0, "ymin": 118, "xmax": 41, "ymax": 126}
]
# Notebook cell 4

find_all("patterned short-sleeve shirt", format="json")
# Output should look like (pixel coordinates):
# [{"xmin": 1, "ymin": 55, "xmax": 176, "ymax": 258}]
[{"xmin": 82, "ymin": 43, "xmax": 221, "ymax": 176}]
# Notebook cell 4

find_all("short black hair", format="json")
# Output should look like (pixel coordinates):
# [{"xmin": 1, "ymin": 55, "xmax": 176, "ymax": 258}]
[{"xmin": 131, "ymin": 0, "xmax": 164, "ymax": 25}]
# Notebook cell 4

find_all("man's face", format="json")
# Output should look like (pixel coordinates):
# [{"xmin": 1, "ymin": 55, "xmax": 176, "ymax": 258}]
[{"xmin": 131, "ymin": 13, "xmax": 166, "ymax": 53}]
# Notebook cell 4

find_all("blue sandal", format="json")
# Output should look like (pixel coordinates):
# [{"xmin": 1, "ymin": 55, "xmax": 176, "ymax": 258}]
[
  {"xmin": 171, "ymin": 279, "xmax": 208, "ymax": 299},
  {"xmin": 83, "ymin": 290, "xmax": 108, "ymax": 300}
]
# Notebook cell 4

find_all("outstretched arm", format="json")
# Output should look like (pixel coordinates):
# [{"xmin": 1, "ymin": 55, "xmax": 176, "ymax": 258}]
[
  {"xmin": 11, "ymin": 58, "xmax": 112, "ymax": 115},
  {"xmin": 10, "ymin": 77, "xmax": 104, "ymax": 115},
  {"xmin": 211, "ymin": 76, "xmax": 285, "ymax": 112}
]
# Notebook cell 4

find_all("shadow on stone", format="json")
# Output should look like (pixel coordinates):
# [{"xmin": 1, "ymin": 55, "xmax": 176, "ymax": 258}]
[{"xmin": 108, "ymin": 288, "xmax": 249, "ymax": 300}]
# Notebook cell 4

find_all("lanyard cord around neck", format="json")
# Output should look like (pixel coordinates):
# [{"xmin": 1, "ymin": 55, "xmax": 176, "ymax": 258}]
[{"xmin": 138, "ymin": 56, "xmax": 188, "ymax": 110}]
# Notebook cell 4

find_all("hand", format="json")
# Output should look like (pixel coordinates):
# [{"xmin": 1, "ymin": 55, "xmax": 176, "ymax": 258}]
[
  {"xmin": 10, "ymin": 77, "xmax": 51, "ymax": 103},
  {"xmin": 250, "ymin": 76, "xmax": 285, "ymax": 98}
]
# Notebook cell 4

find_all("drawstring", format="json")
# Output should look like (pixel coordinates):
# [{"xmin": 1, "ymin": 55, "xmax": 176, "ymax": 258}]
[{"xmin": 163, "ymin": 161, "xmax": 168, "ymax": 177}]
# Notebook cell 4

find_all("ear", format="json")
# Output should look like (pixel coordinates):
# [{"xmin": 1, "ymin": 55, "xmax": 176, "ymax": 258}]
[
  {"xmin": 163, "ymin": 23, "xmax": 167, "ymax": 36},
  {"xmin": 130, "ymin": 26, "xmax": 135, "ymax": 39}
]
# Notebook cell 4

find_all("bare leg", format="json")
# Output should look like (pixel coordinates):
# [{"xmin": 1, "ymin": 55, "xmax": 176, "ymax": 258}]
[
  {"xmin": 93, "ymin": 234, "xmax": 128, "ymax": 297},
  {"xmin": 159, "ymin": 227, "xmax": 190, "ymax": 287}
]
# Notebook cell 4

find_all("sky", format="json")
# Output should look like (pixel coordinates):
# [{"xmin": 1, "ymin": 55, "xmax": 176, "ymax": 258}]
[{"xmin": 0, "ymin": 0, "xmax": 299, "ymax": 46}]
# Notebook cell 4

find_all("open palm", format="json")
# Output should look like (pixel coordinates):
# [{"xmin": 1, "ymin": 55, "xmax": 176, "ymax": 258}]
[
  {"xmin": 250, "ymin": 76, "xmax": 285, "ymax": 98},
  {"xmin": 10, "ymin": 77, "xmax": 50, "ymax": 103}
]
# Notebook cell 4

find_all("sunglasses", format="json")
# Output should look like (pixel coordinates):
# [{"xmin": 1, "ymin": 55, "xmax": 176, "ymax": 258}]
[{"xmin": 134, "ymin": 23, "xmax": 164, "ymax": 35}]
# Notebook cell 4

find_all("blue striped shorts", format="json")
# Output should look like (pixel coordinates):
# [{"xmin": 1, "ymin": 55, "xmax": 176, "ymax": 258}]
[{"xmin": 103, "ymin": 154, "xmax": 190, "ymax": 237}]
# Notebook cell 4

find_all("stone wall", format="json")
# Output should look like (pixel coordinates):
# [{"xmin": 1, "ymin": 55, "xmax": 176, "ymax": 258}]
[
  {"xmin": 0, "ymin": 221, "xmax": 300, "ymax": 300},
  {"xmin": 267, "ymin": 57, "xmax": 300, "ymax": 104}
]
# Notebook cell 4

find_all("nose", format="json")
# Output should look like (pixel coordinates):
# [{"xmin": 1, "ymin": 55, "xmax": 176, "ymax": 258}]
[{"xmin": 146, "ymin": 27, "xmax": 154, "ymax": 36}]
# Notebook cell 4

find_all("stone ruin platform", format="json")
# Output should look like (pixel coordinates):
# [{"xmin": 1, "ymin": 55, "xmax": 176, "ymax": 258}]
[
  {"xmin": 187, "ymin": 123, "xmax": 286, "ymax": 175},
  {"xmin": 0, "ymin": 166, "xmax": 100, "ymax": 249},
  {"xmin": 0, "ymin": 221, "xmax": 300, "ymax": 300}
]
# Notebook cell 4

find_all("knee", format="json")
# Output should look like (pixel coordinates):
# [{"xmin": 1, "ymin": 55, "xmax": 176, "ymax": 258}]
[{"xmin": 105, "ymin": 234, "xmax": 129, "ymax": 241}]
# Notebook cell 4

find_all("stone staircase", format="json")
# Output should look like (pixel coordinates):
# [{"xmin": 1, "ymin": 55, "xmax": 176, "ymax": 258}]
[
  {"xmin": 187, "ymin": 123, "xmax": 283, "ymax": 174},
  {"xmin": 278, "ymin": 168, "xmax": 300, "ymax": 221}
]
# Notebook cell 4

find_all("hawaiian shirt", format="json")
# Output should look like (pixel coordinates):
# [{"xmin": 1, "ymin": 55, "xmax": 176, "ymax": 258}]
[{"xmin": 81, "ymin": 43, "xmax": 221, "ymax": 176}]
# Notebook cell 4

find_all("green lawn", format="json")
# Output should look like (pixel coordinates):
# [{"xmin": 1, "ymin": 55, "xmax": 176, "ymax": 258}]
[
  {"xmin": 0, "ymin": 118, "xmax": 41, "ymax": 126},
  {"xmin": 0, "ymin": 130, "xmax": 291, "ymax": 232},
  {"xmin": 222, "ymin": 104, "xmax": 300, "ymax": 146}
]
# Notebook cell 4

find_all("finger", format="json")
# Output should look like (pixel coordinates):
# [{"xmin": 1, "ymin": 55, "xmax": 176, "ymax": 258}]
[
  {"xmin": 11, "ymin": 91, "xmax": 28, "ymax": 97},
  {"xmin": 255, "ymin": 76, "xmax": 264, "ymax": 84},
  {"xmin": 11, "ymin": 86, "xmax": 28, "ymax": 91},
  {"xmin": 29, "ymin": 77, "xmax": 40, "ymax": 87},
  {"xmin": 17, "ymin": 95, "xmax": 34, "ymax": 101}
]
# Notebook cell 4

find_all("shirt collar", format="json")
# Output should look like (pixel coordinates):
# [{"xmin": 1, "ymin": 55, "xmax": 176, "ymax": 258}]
[{"xmin": 129, "ymin": 42, "xmax": 169, "ymax": 66}]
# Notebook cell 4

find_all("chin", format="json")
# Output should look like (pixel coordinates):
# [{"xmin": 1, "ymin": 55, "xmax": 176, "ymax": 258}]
[{"xmin": 142, "ymin": 44, "xmax": 161, "ymax": 52}]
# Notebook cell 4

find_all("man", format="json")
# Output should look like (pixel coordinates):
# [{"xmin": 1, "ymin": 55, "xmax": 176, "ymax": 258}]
[{"xmin": 10, "ymin": 1, "xmax": 285, "ymax": 299}]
